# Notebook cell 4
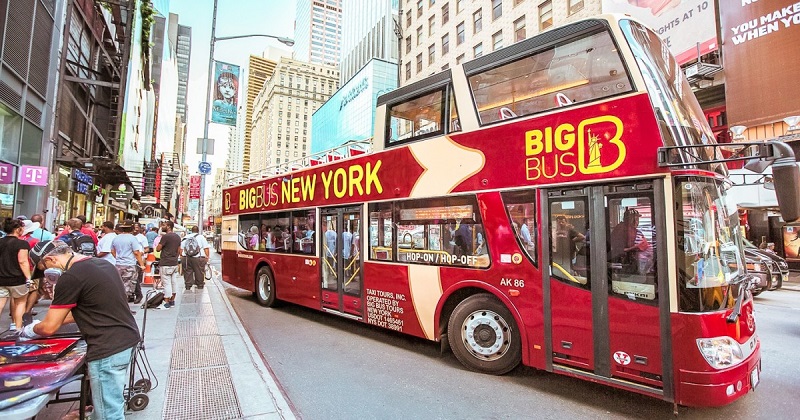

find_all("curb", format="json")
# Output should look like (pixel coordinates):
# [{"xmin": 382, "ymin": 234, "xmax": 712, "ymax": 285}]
[{"xmin": 212, "ymin": 275, "xmax": 297, "ymax": 420}]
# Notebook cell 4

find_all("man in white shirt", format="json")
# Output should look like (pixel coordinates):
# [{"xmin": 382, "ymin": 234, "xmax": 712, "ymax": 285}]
[
  {"xmin": 96, "ymin": 221, "xmax": 117, "ymax": 264},
  {"xmin": 180, "ymin": 226, "xmax": 210, "ymax": 291}
]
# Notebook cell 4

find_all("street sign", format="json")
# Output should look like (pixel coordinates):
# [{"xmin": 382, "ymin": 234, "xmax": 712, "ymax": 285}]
[{"xmin": 198, "ymin": 161, "xmax": 212, "ymax": 175}]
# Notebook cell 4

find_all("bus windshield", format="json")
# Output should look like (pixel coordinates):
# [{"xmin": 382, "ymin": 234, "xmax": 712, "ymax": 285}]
[
  {"xmin": 619, "ymin": 19, "xmax": 723, "ymax": 173},
  {"xmin": 676, "ymin": 177, "xmax": 745, "ymax": 312}
]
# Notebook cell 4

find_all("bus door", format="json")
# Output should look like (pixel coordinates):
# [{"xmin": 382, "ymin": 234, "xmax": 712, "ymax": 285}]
[
  {"xmin": 320, "ymin": 206, "xmax": 363, "ymax": 317},
  {"xmin": 544, "ymin": 182, "xmax": 666, "ymax": 391}
]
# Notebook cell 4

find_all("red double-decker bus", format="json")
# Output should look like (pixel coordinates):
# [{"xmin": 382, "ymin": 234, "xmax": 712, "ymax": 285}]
[{"xmin": 221, "ymin": 15, "xmax": 800, "ymax": 407}]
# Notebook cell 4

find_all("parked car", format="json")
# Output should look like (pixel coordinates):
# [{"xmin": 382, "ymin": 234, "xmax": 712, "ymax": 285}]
[
  {"xmin": 743, "ymin": 238, "xmax": 788, "ymax": 289},
  {"xmin": 744, "ymin": 249, "xmax": 775, "ymax": 296}
]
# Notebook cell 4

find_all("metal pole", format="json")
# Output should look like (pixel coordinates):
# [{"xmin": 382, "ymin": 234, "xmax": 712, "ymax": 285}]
[{"xmin": 199, "ymin": 0, "xmax": 218, "ymax": 231}]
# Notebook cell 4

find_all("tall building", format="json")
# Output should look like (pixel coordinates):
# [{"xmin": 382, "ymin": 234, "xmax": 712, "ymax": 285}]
[
  {"xmin": 400, "ymin": 0, "xmax": 597, "ymax": 86},
  {"xmin": 0, "ymin": 1, "xmax": 64, "ymax": 221},
  {"xmin": 242, "ymin": 47, "xmax": 291, "ymax": 173},
  {"xmin": 250, "ymin": 57, "xmax": 339, "ymax": 174},
  {"xmin": 294, "ymin": 0, "xmax": 343, "ymax": 65},
  {"xmin": 175, "ymin": 22, "xmax": 192, "ymax": 127},
  {"xmin": 339, "ymin": 0, "xmax": 399, "ymax": 84}
]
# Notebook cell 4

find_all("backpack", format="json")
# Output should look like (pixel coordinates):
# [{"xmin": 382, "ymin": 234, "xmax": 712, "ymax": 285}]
[
  {"xmin": 66, "ymin": 231, "xmax": 96, "ymax": 256},
  {"xmin": 183, "ymin": 234, "xmax": 201, "ymax": 257},
  {"xmin": 144, "ymin": 291, "xmax": 164, "ymax": 309}
]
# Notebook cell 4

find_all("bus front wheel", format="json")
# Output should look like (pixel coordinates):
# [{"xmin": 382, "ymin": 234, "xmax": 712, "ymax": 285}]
[
  {"xmin": 447, "ymin": 294, "xmax": 521, "ymax": 375},
  {"xmin": 255, "ymin": 267, "xmax": 276, "ymax": 307}
]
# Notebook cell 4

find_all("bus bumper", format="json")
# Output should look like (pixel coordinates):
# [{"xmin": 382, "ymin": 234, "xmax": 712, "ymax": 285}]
[{"xmin": 675, "ymin": 343, "xmax": 760, "ymax": 407}]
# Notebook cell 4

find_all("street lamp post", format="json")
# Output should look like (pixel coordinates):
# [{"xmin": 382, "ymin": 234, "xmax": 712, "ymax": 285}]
[{"xmin": 198, "ymin": 0, "xmax": 294, "ymax": 231}]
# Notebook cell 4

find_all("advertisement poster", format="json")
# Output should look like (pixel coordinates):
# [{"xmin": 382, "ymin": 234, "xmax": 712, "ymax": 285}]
[
  {"xmin": 602, "ymin": 0, "xmax": 718, "ymax": 64},
  {"xmin": 211, "ymin": 61, "xmax": 240, "ymax": 126},
  {"xmin": 719, "ymin": 0, "xmax": 800, "ymax": 127},
  {"xmin": 783, "ymin": 225, "xmax": 800, "ymax": 261}
]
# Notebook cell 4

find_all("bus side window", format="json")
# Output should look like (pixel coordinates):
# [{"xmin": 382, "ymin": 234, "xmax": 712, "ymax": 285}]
[
  {"xmin": 369, "ymin": 203, "xmax": 393, "ymax": 260},
  {"xmin": 501, "ymin": 190, "xmax": 537, "ymax": 266},
  {"xmin": 239, "ymin": 214, "xmax": 260, "ymax": 251},
  {"xmin": 549, "ymin": 200, "xmax": 589, "ymax": 288}
]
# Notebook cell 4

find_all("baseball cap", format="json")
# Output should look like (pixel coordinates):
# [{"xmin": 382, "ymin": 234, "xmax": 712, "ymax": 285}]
[
  {"xmin": 30, "ymin": 240, "xmax": 67, "ymax": 278},
  {"xmin": 15, "ymin": 215, "xmax": 27, "ymax": 221}
]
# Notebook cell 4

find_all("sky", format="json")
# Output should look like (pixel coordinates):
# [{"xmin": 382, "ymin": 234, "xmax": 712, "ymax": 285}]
[{"xmin": 167, "ymin": 0, "xmax": 297, "ymax": 185}]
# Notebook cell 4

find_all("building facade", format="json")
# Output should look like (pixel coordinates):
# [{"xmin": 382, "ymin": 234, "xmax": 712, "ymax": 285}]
[
  {"xmin": 0, "ymin": 0, "xmax": 64, "ymax": 221},
  {"xmin": 312, "ymin": 58, "xmax": 396, "ymax": 153},
  {"xmin": 175, "ymin": 21, "xmax": 191, "ymax": 125},
  {"xmin": 243, "ymin": 52, "xmax": 281, "ymax": 173},
  {"xmin": 294, "ymin": 0, "xmax": 343, "ymax": 66},
  {"xmin": 400, "ymin": 0, "xmax": 598, "ymax": 86},
  {"xmin": 250, "ymin": 57, "xmax": 339, "ymax": 174},
  {"xmin": 339, "ymin": 0, "xmax": 400, "ymax": 84}
]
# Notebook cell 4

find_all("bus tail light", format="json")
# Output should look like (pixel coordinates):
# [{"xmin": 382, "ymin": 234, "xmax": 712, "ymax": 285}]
[{"xmin": 696, "ymin": 337, "xmax": 744, "ymax": 369}]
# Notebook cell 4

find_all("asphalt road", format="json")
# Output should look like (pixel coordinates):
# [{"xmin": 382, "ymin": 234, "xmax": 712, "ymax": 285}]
[{"xmin": 213, "ymin": 255, "xmax": 800, "ymax": 419}]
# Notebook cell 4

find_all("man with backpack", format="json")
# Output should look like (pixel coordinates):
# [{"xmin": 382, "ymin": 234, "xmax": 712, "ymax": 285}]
[
  {"xmin": 180, "ymin": 226, "xmax": 210, "ymax": 291},
  {"xmin": 56, "ymin": 218, "xmax": 97, "ymax": 257}
]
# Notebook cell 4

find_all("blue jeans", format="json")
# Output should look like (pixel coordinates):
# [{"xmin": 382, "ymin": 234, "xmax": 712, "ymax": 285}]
[{"xmin": 87, "ymin": 347, "xmax": 134, "ymax": 420}]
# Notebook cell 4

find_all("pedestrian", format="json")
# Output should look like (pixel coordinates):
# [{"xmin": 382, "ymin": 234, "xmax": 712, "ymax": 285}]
[
  {"xmin": 0, "ymin": 218, "xmax": 32, "ymax": 330},
  {"xmin": 96, "ymin": 221, "xmax": 117, "ymax": 265},
  {"xmin": 155, "ymin": 221, "xmax": 181, "ymax": 308},
  {"xmin": 145, "ymin": 227, "xmax": 159, "ymax": 251},
  {"xmin": 75, "ymin": 215, "xmax": 99, "ymax": 245},
  {"xmin": 180, "ymin": 226, "xmax": 210, "ymax": 291},
  {"xmin": 111, "ymin": 220, "xmax": 145, "ymax": 304},
  {"xmin": 133, "ymin": 222, "xmax": 149, "ymax": 301},
  {"xmin": 20, "ymin": 220, "xmax": 43, "ymax": 316},
  {"xmin": 29, "ymin": 214, "xmax": 55, "ymax": 242},
  {"xmin": 23, "ymin": 240, "xmax": 140, "ymax": 420}
]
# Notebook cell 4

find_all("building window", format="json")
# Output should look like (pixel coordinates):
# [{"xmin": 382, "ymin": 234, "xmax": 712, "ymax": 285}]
[
  {"xmin": 417, "ymin": 0, "xmax": 423, "ymax": 17},
  {"xmin": 441, "ymin": 33, "xmax": 450, "ymax": 55},
  {"xmin": 568, "ymin": 0, "xmax": 584, "ymax": 15},
  {"xmin": 456, "ymin": 0, "xmax": 463, "ymax": 13},
  {"xmin": 514, "ymin": 0, "xmax": 524, "ymax": 6},
  {"xmin": 406, "ymin": 9, "xmax": 411, "ymax": 27},
  {"xmin": 473, "ymin": 42, "xmax": 482, "ymax": 58},
  {"xmin": 539, "ymin": 0, "xmax": 552, "ymax": 30},
  {"xmin": 442, "ymin": 64, "xmax": 449, "ymax": 70},
  {"xmin": 429, "ymin": 15, "xmax": 435, "ymax": 35},
  {"xmin": 492, "ymin": 0, "xmax": 502, "ymax": 20},
  {"xmin": 428, "ymin": 43, "xmax": 435, "ymax": 64},
  {"xmin": 406, "ymin": 35, "xmax": 412, "ymax": 53},
  {"xmin": 405, "ymin": 61, "xmax": 412, "ymax": 80},
  {"xmin": 456, "ymin": 22, "xmax": 465, "ymax": 45},
  {"xmin": 442, "ymin": 3, "xmax": 449, "ymax": 24},
  {"xmin": 430, "ymin": 0, "xmax": 435, "ymax": 5},
  {"xmin": 514, "ymin": 15, "xmax": 526, "ymax": 42},
  {"xmin": 416, "ymin": 53, "xmax": 423, "ymax": 73},
  {"xmin": 456, "ymin": 53, "xmax": 464, "ymax": 64},
  {"xmin": 492, "ymin": 30, "xmax": 503, "ymax": 51},
  {"xmin": 417, "ymin": 26, "xmax": 423, "ymax": 45},
  {"xmin": 473, "ymin": 9, "xmax": 482, "ymax": 33}
]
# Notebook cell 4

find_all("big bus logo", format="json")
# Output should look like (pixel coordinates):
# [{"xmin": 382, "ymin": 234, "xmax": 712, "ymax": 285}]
[{"xmin": 524, "ymin": 115, "xmax": 626, "ymax": 181}]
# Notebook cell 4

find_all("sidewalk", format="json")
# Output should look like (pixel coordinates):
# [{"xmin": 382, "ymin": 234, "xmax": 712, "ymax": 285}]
[{"xmin": 25, "ymin": 268, "xmax": 295, "ymax": 420}]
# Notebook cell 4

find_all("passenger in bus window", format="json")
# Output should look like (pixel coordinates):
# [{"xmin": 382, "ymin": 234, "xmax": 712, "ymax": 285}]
[
  {"xmin": 248, "ymin": 226, "xmax": 259, "ymax": 250},
  {"xmin": 443, "ymin": 223, "xmax": 456, "ymax": 254},
  {"xmin": 519, "ymin": 218, "xmax": 534, "ymax": 248},
  {"xmin": 610, "ymin": 209, "xmax": 653, "ymax": 275},
  {"xmin": 454, "ymin": 223, "xmax": 472, "ymax": 257},
  {"xmin": 325, "ymin": 222, "xmax": 337, "ymax": 258},
  {"xmin": 553, "ymin": 215, "xmax": 585, "ymax": 275},
  {"xmin": 475, "ymin": 227, "xmax": 487, "ymax": 256}
]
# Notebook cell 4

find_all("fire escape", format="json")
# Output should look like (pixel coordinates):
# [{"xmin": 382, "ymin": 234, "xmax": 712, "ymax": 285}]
[{"xmin": 53, "ymin": 0, "xmax": 137, "ymax": 193}]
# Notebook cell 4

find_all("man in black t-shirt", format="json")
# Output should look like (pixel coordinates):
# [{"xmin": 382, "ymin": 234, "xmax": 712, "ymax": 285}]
[
  {"xmin": 156, "ymin": 221, "xmax": 182, "ymax": 308},
  {"xmin": 23, "ymin": 240, "xmax": 140, "ymax": 420}
]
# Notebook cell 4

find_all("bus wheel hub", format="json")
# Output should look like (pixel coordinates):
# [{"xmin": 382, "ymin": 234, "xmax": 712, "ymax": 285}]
[{"xmin": 462, "ymin": 310, "xmax": 510, "ymax": 360}]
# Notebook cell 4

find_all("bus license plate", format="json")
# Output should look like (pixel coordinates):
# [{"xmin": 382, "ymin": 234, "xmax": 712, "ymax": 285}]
[{"xmin": 751, "ymin": 368, "xmax": 760, "ymax": 390}]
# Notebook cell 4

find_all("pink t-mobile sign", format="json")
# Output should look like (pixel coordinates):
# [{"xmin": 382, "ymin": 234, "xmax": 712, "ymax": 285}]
[
  {"xmin": 18, "ymin": 165, "xmax": 48, "ymax": 186},
  {"xmin": 0, "ymin": 163, "xmax": 13, "ymax": 184}
]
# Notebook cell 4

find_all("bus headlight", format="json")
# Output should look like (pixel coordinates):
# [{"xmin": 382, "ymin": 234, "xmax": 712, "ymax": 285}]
[{"xmin": 696, "ymin": 337, "xmax": 744, "ymax": 369}]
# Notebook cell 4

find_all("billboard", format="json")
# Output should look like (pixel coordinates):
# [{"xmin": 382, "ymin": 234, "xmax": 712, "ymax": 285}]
[
  {"xmin": 189, "ymin": 175, "xmax": 202, "ymax": 199},
  {"xmin": 602, "ymin": 0, "xmax": 718, "ymax": 64},
  {"xmin": 720, "ymin": 0, "xmax": 800, "ymax": 127},
  {"xmin": 211, "ymin": 61, "xmax": 240, "ymax": 126}
]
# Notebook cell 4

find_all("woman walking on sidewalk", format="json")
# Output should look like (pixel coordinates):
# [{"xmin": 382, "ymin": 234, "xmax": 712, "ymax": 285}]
[{"xmin": 0, "ymin": 218, "xmax": 32, "ymax": 330}]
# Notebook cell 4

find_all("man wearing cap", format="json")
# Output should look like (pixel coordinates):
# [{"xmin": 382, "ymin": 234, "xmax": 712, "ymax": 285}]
[
  {"xmin": 24, "ymin": 240, "xmax": 140, "ymax": 420},
  {"xmin": 111, "ymin": 220, "xmax": 145, "ymax": 303}
]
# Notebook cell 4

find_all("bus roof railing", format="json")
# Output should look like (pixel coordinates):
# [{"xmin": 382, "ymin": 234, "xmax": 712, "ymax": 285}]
[{"xmin": 224, "ymin": 139, "xmax": 373, "ymax": 187}]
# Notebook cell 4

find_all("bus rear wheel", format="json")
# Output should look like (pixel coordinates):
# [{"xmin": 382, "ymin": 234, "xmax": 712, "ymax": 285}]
[
  {"xmin": 255, "ymin": 266, "xmax": 276, "ymax": 307},
  {"xmin": 447, "ymin": 294, "xmax": 521, "ymax": 375}
]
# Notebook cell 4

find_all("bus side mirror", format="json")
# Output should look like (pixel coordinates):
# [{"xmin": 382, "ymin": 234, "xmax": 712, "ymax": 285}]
[{"xmin": 771, "ymin": 142, "xmax": 800, "ymax": 223}]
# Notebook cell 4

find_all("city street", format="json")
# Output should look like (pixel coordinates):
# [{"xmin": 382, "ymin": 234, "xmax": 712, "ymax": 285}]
[{"xmin": 210, "ymin": 254, "xmax": 800, "ymax": 419}]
